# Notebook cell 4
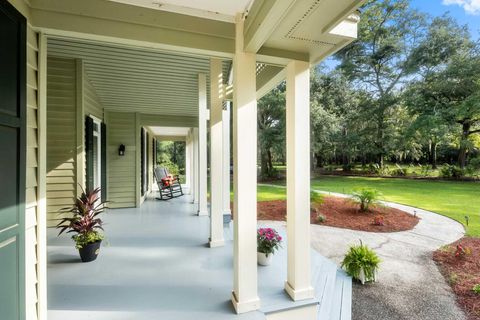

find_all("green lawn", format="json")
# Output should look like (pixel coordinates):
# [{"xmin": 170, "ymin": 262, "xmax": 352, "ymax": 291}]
[{"xmin": 255, "ymin": 176, "xmax": 480, "ymax": 237}]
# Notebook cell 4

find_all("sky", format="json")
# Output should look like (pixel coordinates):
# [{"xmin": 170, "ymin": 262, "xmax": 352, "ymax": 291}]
[
  {"xmin": 411, "ymin": 0, "xmax": 480, "ymax": 39},
  {"xmin": 322, "ymin": 0, "xmax": 480, "ymax": 69}
]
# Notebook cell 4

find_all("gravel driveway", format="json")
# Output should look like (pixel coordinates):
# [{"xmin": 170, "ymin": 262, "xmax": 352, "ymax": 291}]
[{"xmin": 310, "ymin": 191, "xmax": 466, "ymax": 320}]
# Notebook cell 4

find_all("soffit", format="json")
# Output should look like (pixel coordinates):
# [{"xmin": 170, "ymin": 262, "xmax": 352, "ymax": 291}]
[
  {"xmin": 108, "ymin": 0, "xmax": 252, "ymax": 22},
  {"xmin": 262, "ymin": 0, "xmax": 362, "ymax": 63},
  {"xmin": 47, "ymin": 37, "xmax": 231, "ymax": 117}
]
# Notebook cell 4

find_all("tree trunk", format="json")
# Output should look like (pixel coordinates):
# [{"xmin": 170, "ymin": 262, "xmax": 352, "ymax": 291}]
[
  {"xmin": 260, "ymin": 148, "xmax": 269, "ymax": 178},
  {"xmin": 267, "ymin": 149, "xmax": 273, "ymax": 173},
  {"xmin": 315, "ymin": 153, "xmax": 323, "ymax": 168},
  {"xmin": 458, "ymin": 122, "xmax": 471, "ymax": 169},
  {"xmin": 430, "ymin": 141, "xmax": 438, "ymax": 169}
]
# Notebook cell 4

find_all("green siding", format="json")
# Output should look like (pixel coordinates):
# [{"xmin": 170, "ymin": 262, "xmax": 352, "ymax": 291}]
[
  {"xmin": 84, "ymin": 73, "xmax": 103, "ymax": 120},
  {"xmin": 46, "ymin": 57, "xmax": 77, "ymax": 224},
  {"xmin": 107, "ymin": 112, "xmax": 136, "ymax": 208}
]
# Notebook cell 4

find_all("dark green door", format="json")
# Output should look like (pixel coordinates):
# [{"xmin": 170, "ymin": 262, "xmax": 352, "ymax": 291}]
[{"xmin": 0, "ymin": 1, "xmax": 26, "ymax": 319}]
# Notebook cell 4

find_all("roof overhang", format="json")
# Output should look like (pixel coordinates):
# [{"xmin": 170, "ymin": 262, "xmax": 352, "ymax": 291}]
[{"xmin": 28, "ymin": 0, "xmax": 362, "ymax": 65}]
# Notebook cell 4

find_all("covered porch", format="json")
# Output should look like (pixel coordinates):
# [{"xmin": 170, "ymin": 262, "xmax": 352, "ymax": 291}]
[
  {"xmin": 47, "ymin": 195, "xmax": 351, "ymax": 320},
  {"xmin": 1, "ymin": 0, "xmax": 363, "ymax": 319}
]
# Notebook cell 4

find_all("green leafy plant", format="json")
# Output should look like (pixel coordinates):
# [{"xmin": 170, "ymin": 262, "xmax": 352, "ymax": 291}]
[
  {"xmin": 440, "ymin": 165, "xmax": 465, "ymax": 179},
  {"xmin": 473, "ymin": 284, "xmax": 480, "ymax": 294},
  {"xmin": 392, "ymin": 164, "xmax": 407, "ymax": 176},
  {"xmin": 316, "ymin": 213, "xmax": 327, "ymax": 223},
  {"xmin": 341, "ymin": 241, "xmax": 380, "ymax": 283},
  {"xmin": 57, "ymin": 187, "xmax": 106, "ymax": 249},
  {"xmin": 310, "ymin": 190, "xmax": 324, "ymax": 205},
  {"xmin": 351, "ymin": 188, "xmax": 382, "ymax": 212}
]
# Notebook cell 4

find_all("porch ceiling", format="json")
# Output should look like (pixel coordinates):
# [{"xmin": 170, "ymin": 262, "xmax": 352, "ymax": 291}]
[{"xmin": 47, "ymin": 38, "xmax": 231, "ymax": 117}]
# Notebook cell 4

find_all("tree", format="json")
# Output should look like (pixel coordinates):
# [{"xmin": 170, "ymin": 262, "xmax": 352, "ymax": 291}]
[
  {"xmin": 257, "ymin": 84, "xmax": 286, "ymax": 179},
  {"xmin": 406, "ymin": 15, "xmax": 480, "ymax": 168},
  {"xmin": 335, "ymin": 0, "xmax": 427, "ymax": 166}
]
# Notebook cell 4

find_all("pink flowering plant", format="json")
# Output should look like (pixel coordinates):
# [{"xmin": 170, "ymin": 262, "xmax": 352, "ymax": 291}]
[{"xmin": 257, "ymin": 228, "xmax": 282, "ymax": 257}]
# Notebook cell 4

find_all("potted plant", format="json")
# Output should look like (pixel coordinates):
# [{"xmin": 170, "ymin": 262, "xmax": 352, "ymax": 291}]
[
  {"xmin": 257, "ymin": 227, "xmax": 282, "ymax": 266},
  {"xmin": 57, "ymin": 187, "xmax": 106, "ymax": 262},
  {"xmin": 341, "ymin": 241, "xmax": 380, "ymax": 284}
]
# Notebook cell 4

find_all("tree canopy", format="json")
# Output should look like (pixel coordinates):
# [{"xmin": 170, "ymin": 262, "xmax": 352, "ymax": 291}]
[{"xmin": 257, "ymin": 0, "xmax": 480, "ymax": 176}]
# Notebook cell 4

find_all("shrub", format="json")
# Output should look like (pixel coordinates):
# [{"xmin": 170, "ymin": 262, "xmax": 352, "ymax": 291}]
[
  {"xmin": 316, "ymin": 213, "xmax": 327, "ymax": 223},
  {"xmin": 391, "ymin": 164, "xmax": 407, "ymax": 176},
  {"xmin": 341, "ymin": 241, "xmax": 380, "ymax": 283},
  {"xmin": 351, "ymin": 188, "xmax": 382, "ymax": 212},
  {"xmin": 440, "ymin": 164, "xmax": 465, "ymax": 179},
  {"xmin": 310, "ymin": 190, "xmax": 324, "ymax": 205},
  {"xmin": 419, "ymin": 164, "xmax": 431, "ymax": 177},
  {"xmin": 257, "ymin": 228, "xmax": 282, "ymax": 257},
  {"xmin": 342, "ymin": 163, "xmax": 354, "ymax": 172},
  {"xmin": 473, "ymin": 284, "xmax": 480, "ymax": 294},
  {"xmin": 324, "ymin": 165, "xmax": 336, "ymax": 173}
]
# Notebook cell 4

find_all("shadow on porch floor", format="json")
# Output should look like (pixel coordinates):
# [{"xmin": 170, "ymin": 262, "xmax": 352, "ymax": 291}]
[{"xmin": 47, "ymin": 194, "xmax": 349, "ymax": 320}]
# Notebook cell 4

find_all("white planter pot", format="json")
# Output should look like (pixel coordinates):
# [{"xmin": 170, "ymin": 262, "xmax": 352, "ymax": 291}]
[
  {"xmin": 257, "ymin": 252, "xmax": 273, "ymax": 266},
  {"xmin": 358, "ymin": 268, "xmax": 378, "ymax": 285}
]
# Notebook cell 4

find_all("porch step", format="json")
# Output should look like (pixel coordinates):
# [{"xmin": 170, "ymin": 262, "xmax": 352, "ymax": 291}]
[{"xmin": 313, "ymin": 255, "xmax": 352, "ymax": 320}]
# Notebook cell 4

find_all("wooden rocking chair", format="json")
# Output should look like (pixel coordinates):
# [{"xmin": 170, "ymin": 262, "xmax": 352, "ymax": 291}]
[{"xmin": 154, "ymin": 167, "xmax": 183, "ymax": 200}]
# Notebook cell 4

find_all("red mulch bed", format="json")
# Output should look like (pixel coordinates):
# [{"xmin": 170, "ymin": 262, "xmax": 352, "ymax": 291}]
[
  {"xmin": 433, "ymin": 237, "xmax": 480, "ymax": 320},
  {"xmin": 257, "ymin": 196, "xmax": 419, "ymax": 232}
]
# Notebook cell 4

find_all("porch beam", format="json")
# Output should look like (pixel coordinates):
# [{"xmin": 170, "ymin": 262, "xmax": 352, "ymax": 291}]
[
  {"xmin": 285, "ymin": 60, "xmax": 314, "ymax": 301},
  {"xmin": 197, "ymin": 74, "xmax": 208, "ymax": 216},
  {"xmin": 256, "ymin": 65, "xmax": 285, "ymax": 100},
  {"xmin": 244, "ymin": 0, "xmax": 296, "ymax": 53},
  {"xmin": 209, "ymin": 58, "xmax": 225, "ymax": 247},
  {"xmin": 231, "ymin": 14, "xmax": 260, "ymax": 314},
  {"xmin": 30, "ymin": 0, "xmax": 235, "ymax": 58}
]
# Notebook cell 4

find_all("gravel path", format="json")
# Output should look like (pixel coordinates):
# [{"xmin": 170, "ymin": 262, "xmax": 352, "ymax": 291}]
[{"xmin": 310, "ymin": 190, "xmax": 466, "ymax": 320}]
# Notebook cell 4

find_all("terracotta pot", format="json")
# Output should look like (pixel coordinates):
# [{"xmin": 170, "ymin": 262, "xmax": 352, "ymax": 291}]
[
  {"xmin": 257, "ymin": 252, "xmax": 273, "ymax": 266},
  {"xmin": 78, "ymin": 240, "xmax": 102, "ymax": 263}
]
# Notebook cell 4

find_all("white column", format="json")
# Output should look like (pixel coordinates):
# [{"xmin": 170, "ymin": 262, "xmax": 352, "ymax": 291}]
[
  {"xmin": 192, "ymin": 127, "xmax": 199, "ymax": 204},
  {"xmin": 185, "ymin": 131, "xmax": 192, "ymax": 195},
  {"xmin": 285, "ymin": 60, "xmax": 314, "ymax": 301},
  {"xmin": 209, "ymin": 58, "xmax": 225, "ymax": 247},
  {"xmin": 231, "ymin": 13, "xmax": 260, "ymax": 314},
  {"xmin": 198, "ymin": 74, "xmax": 208, "ymax": 215},
  {"xmin": 222, "ymin": 102, "xmax": 231, "ymax": 217}
]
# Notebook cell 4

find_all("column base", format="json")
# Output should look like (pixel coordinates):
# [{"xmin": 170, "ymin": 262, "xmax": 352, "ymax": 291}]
[
  {"xmin": 197, "ymin": 210, "xmax": 208, "ymax": 216},
  {"xmin": 231, "ymin": 291, "xmax": 261, "ymax": 314},
  {"xmin": 284, "ymin": 282, "xmax": 315, "ymax": 301},
  {"xmin": 209, "ymin": 239, "xmax": 225, "ymax": 248}
]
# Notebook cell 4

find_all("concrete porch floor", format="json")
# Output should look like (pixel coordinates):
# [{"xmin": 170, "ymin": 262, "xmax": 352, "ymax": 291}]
[{"xmin": 47, "ymin": 194, "xmax": 349, "ymax": 320}]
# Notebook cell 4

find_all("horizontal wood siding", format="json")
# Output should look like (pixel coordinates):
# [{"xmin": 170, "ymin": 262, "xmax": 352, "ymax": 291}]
[
  {"xmin": 84, "ymin": 73, "xmax": 103, "ymax": 120},
  {"xmin": 46, "ymin": 57, "xmax": 77, "ymax": 224},
  {"xmin": 108, "ymin": 112, "xmax": 136, "ymax": 208},
  {"xmin": 26, "ymin": 25, "xmax": 39, "ymax": 320}
]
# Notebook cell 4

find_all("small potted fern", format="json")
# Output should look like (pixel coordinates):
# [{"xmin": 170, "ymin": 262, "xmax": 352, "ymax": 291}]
[
  {"xmin": 341, "ymin": 241, "xmax": 380, "ymax": 284},
  {"xmin": 57, "ymin": 187, "xmax": 106, "ymax": 262}
]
